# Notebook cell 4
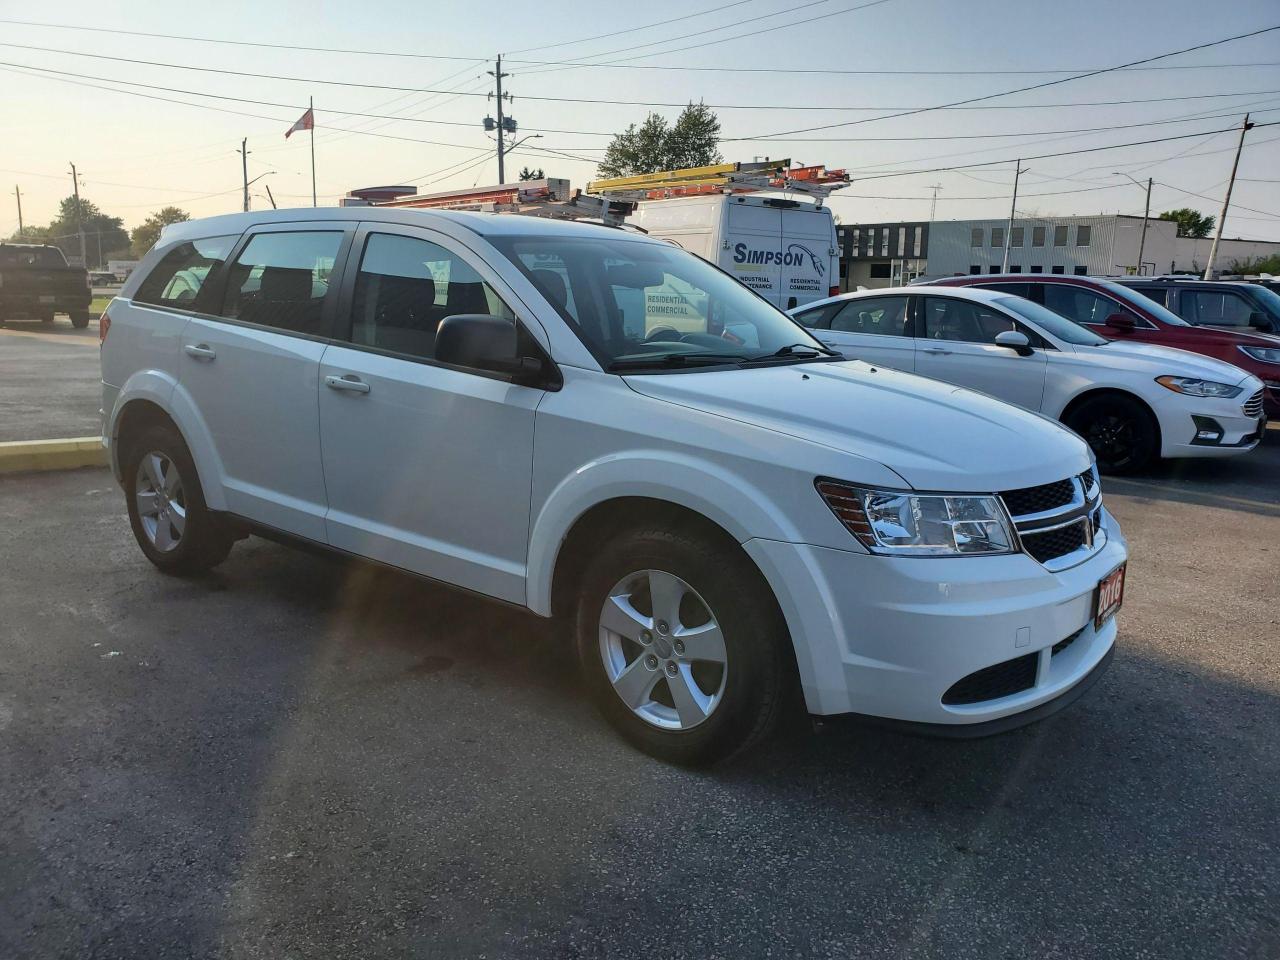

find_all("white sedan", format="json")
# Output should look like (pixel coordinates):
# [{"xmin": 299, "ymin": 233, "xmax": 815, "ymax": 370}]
[{"xmin": 792, "ymin": 286, "xmax": 1266, "ymax": 473}]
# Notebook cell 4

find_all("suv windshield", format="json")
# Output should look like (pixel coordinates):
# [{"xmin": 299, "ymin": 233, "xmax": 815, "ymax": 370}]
[
  {"xmin": 1101, "ymin": 280, "xmax": 1191, "ymax": 326},
  {"xmin": 489, "ymin": 235, "xmax": 831, "ymax": 370},
  {"xmin": 992, "ymin": 295, "xmax": 1110, "ymax": 346}
]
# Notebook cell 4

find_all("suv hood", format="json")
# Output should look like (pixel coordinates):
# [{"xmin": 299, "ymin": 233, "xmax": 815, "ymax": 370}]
[
  {"xmin": 624, "ymin": 360, "xmax": 1091, "ymax": 492},
  {"xmin": 1087, "ymin": 339, "xmax": 1259, "ymax": 384}
]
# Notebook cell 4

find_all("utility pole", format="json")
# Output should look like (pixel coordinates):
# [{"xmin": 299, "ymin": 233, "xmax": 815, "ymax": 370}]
[
  {"xmin": 1001, "ymin": 160, "xmax": 1028, "ymax": 273},
  {"xmin": 486, "ymin": 56, "xmax": 514, "ymax": 183},
  {"xmin": 1114, "ymin": 172, "xmax": 1153, "ymax": 274},
  {"xmin": 69, "ymin": 163, "xmax": 87, "ymax": 268},
  {"xmin": 928, "ymin": 183, "xmax": 942, "ymax": 222},
  {"xmin": 1203, "ymin": 113, "xmax": 1253, "ymax": 281},
  {"xmin": 264, "ymin": 183, "xmax": 278, "ymax": 209},
  {"xmin": 14, "ymin": 185, "xmax": 23, "ymax": 236},
  {"xmin": 239, "ymin": 138, "xmax": 250, "ymax": 212}
]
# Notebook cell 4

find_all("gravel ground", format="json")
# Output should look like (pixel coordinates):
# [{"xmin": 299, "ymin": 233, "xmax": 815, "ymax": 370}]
[{"xmin": 0, "ymin": 436, "xmax": 1276, "ymax": 959}]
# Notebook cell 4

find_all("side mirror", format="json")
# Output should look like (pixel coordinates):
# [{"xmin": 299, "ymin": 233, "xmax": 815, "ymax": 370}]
[
  {"xmin": 435, "ymin": 314, "xmax": 543, "ymax": 382},
  {"xmin": 1105, "ymin": 313, "xmax": 1136, "ymax": 332},
  {"xmin": 994, "ymin": 330, "xmax": 1034, "ymax": 356}
]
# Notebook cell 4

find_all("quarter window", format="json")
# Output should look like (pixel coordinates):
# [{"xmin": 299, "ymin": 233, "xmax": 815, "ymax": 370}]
[
  {"xmin": 221, "ymin": 231, "xmax": 342, "ymax": 333},
  {"xmin": 134, "ymin": 235, "xmax": 238, "ymax": 309},
  {"xmin": 347, "ymin": 233, "xmax": 514, "ymax": 361},
  {"xmin": 829, "ymin": 295, "xmax": 911, "ymax": 336}
]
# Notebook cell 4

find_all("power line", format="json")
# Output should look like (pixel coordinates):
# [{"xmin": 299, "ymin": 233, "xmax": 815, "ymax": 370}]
[
  {"xmin": 505, "ymin": 0, "xmax": 757, "ymax": 55},
  {"xmin": 734, "ymin": 24, "xmax": 1280, "ymax": 140}
]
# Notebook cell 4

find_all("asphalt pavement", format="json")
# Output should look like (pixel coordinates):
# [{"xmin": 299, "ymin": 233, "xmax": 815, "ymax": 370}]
[
  {"xmin": 0, "ymin": 316, "xmax": 102, "ymax": 441},
  {"xmin": 1, "ymin": 433, "xmax": 1277, "ymax": 959}
]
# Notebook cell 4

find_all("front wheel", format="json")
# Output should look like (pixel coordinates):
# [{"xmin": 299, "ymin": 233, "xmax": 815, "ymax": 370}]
[
  {"xmin": 123, "ymin": 423, "xmax": 233, "ymax": 575},
  {"xmin": 574, "ymin": 526, "xmax": 791, "ymax": 766},
  {"xmin": 1066, "ymin": 394, "xmax": 1158, "ymax": 475}
]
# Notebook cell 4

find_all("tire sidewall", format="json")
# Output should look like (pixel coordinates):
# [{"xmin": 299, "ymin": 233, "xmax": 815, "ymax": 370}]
[{"xmin": 574, "ymin": 529, "xmax": 786, "ymax": 765}]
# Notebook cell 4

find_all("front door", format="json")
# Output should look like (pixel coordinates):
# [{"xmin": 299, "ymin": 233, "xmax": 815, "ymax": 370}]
[
  {"xmin": 317, "ymin": 226, "xmax": 543, "ymax": 604},
  {"xmin": 914, "ymin": 295, "xmax": 1048, "ymax": 410},
  {"xmin": 815, "ymin": 294, "xmax": 917, "ymax": 372},
  {"xmin": 178, "ymin": 225, "xmax": 351, "ymax": 541}
]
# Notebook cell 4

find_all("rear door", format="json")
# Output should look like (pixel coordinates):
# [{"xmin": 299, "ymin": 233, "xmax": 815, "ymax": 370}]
[
  {"xmin": 914, "ymin": 295, "xmax": 1048, "ymax": 410},
  {"xmin": 179, "ymin": 223, "xmax": 352, "ymax": 541},
  {"xmin": 779, "ymin": 206, "xmax": 837, "ymax": 311},
  {"xmin": 724, "ymin": 202, "xmax": 783, "ymax": 307},
  {"xmin": 814, "ymin": 294, "xmax": 917, "ymax": 372}
]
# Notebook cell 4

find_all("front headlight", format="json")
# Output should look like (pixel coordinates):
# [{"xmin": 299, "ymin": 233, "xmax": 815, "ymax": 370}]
[
  {"xmin": 1238, "ymin": 345, "xmax": 1280, "ymax": 364},
  {"xmin": 1155, "ymin": 375, "xmax": 1242, "ymax": 399},
  {"xmin": 815, "ymin": 479, "xmax": 1017, "ymax": 556}
]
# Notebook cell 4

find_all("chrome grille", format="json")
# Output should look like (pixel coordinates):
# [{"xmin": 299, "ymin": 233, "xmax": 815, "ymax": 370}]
[
  {"xmin": 1243, "ymin": 389, "xmax": 1264, "ymax": 419},
  {"xmin": 1000, "ymin": 469, "xmax": 1104, "ymax": 570}
]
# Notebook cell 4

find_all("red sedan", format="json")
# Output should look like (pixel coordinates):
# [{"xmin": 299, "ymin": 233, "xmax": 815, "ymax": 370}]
[{"xmin": 925, "ymin": 274, "xmax": 1280, "ymax": 416}]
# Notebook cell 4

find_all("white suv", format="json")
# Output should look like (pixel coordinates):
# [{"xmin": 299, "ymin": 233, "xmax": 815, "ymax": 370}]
[
  {"xmin": 101, "ymin": 209, "xmax": 1128, "ymax": 765},
  {"xmin": 793, "ymin": 287, "xmax": 1266, "ymax": 473}
]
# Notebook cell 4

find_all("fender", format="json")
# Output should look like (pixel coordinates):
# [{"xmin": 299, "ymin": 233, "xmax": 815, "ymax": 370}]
[
  {"xmin": 108, "ymin": 370, "xmax": 229, "ymax": 511},
  {"xmin": 525, "ymin": 449, "xmax": 804, "ymax": 616}
]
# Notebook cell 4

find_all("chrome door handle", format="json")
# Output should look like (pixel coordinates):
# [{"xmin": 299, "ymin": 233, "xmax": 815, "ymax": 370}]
[
  {"xmin": 325, "ymin": 374, "xmax": 371, "ymax": 394},
  {"xmin": 183, "ymin": 343, "xmax": 216, "ymax": 360}
]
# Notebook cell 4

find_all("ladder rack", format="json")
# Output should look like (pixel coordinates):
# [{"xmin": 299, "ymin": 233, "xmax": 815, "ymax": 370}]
[
  {"xmin": 371, "ymin": 177, "xmax": 638, "ymax": 226},
  {"xmin": 587, "ymin": 160, "xmax": 850, "ymax": 204}
]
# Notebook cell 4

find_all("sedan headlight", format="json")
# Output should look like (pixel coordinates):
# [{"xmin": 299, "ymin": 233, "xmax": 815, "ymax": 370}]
[
  {"xmin": 815, "ymin": 479, "xmax": 1017, "ymax": 556},
  {"xmin": 1238, "ymin": 345, "xmax": 1280, "ymax": 364},
  {"xmin": 1155, "ymin": 375, "xmax": 1242, "ymax": 399}
]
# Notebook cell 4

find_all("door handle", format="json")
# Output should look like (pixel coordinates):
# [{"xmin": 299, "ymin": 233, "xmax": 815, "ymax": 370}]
[
  {"xmin": 921, "ymin": 347, "xmax": 952, "ymax": 355},
  {"xmin": 325, "ymin": 374, "xmax": 371, "ymax": 394},
  {"xmin": 183, "ymin": 343, "xmax": 216, "ymax": 360}
]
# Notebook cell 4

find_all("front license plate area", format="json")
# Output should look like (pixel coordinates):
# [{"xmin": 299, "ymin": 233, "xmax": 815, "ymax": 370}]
[{"xmin": 1094, "ymin": 563, "xmax": 1126, "ymax": 631}]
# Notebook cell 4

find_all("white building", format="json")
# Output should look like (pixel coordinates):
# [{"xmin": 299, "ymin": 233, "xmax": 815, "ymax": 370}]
[{"xmin": 839, "ymin": 215, "xmax": 1280, "ymax": 289}]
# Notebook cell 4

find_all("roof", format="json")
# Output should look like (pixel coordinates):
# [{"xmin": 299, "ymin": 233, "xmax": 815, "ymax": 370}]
[
  {"xmin": 793, "ymin": 284, "xmax": 1011, "ymax": 313},
  {"xmin": 158, "ymin": 205, "xmax": 655, "ymax": 245}
]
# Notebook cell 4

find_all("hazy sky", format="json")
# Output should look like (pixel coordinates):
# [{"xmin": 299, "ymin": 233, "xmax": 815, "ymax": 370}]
[{"xmin": 2, "ymin": 0, "xmax": 1278, "ymax": 240}]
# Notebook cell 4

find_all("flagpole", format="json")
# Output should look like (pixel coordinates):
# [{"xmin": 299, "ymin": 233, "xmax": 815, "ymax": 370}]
[{"xmin": 309, "ymin": 96, "xmax": 317, "ymax": 207}]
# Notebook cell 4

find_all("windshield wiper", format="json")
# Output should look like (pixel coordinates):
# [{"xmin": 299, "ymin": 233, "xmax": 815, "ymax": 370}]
[
  {"xmin": 607, "ymin": 352, "xmax": 747, "ymax": 371},
  {"xmin": 750, "ymin": 342, "xmax": 841, "ymax": 360}
]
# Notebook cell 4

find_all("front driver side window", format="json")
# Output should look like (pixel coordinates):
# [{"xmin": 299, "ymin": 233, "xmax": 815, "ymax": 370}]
[
  {"xmin": 1042, "ymin": 284, "xmax": 1135, "ymax": 327},
  {"xmin": 923, "ymin": 297, "xmax": 1042, "ymax": 346}
]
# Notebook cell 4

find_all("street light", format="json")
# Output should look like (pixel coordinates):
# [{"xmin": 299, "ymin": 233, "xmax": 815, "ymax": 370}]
[{"xmin": 1114, "ymin": 172, "xmax": 1152, "ymax": 276}]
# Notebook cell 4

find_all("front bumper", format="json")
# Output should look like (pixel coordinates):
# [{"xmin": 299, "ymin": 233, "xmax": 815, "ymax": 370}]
[
  {"xmin": 1157, "ymin": 393, "xmax": 1266, "ymax": 459},
  {"xmin": 744, "ymin": 506, "xmax": 1127, "ymax": 727}
]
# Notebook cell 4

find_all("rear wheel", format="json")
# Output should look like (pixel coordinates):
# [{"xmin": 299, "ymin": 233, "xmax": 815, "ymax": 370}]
[
  {"xmin": 123, "ymin": 423, "xmax": 232, "ymax": 575},
  {"xmin": 574, "ymin": 525, "xmax": 791, "ymax": 766},
  {"xmin": 41, "ymin": 313, "xmax": 55, "ymax": 324},
  {"xmin": 69, "ymin": 311, "xmax": 90, "ymax": 329},
  {"xmin": 1066, "ymin": 394, "xmax": 1158, "ymax": 475}
]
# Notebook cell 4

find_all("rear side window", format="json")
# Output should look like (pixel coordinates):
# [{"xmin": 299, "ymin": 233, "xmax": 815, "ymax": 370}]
[
  {"xmin": 830, "ymin": 296, "xmax": 912, "ymax": 336},
  {"xmin": 1043, "ymin": 284, "xmax": 1136, "ymax": 327},
  {"xmin": 793, "ymin": 302, "xmax": 838, "ymax": 329},
  {"xmin": 134, "ymin": 235, "xmax": 237, "ymax": 309},
  {"xmin": 221, "ymin": 231, "xmax": 342, "ymax": 333},
  {"xmin": 348, "ymin": 232, "xmax": 513, "ymax": 361}
]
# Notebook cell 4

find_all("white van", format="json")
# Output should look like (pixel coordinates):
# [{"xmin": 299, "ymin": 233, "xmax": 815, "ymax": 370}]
[{"xmin": 629, "ymin": 194, "xmax": 839, "ymax": 312}]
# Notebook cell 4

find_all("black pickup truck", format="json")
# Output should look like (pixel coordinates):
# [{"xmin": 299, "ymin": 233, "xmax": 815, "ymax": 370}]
[{"xmin": 0, "ymin": 243, "xmax": 93, "ymax": 328}]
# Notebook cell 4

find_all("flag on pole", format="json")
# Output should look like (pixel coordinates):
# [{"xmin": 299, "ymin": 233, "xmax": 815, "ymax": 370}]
[{"xmin": 285, "ymin": 107, "xmax": 314, "ymax": 139}]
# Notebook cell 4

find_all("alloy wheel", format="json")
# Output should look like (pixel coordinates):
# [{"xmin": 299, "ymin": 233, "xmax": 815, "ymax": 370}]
[
  {"xmin": 134, "ymin": 451, "xmax": 186, "ymax": 553},
  {"xmin": 598, "ymin": 569, "xmax": 728, "ymax": 731}
]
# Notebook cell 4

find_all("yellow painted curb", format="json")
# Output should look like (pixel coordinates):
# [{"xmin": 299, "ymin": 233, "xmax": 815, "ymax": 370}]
[{"xmin": 0, "ymin": 437, "xmax": 108, "ymax": 474}]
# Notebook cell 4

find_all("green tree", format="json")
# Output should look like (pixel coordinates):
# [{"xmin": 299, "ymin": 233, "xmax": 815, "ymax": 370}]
[
  {"xmin": 517, "ymin": 166, "xmax": 545, "ymax": 181},
  {"xmin": 37, "ymin": 196, "xmax": 130, "ymax": 267},
  {"xmin": 596, "ymin": 103, "xmax": 722, "ymax": 179},
  {"xmin": 1158, "ymin": 207, "xmax": 1216, "ymax": 239},
  {"xmin": 130, "ymin": 206, "xmax": 190, "ymax": 257}
]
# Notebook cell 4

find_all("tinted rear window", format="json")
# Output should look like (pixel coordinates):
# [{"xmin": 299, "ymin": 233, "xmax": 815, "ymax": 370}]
[{"xmin": 0, "ymin": 246, "xmax": 67, "ymax": 268}]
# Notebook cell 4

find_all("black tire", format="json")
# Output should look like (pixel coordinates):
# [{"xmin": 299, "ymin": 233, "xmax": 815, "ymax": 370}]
[
  {"xmin": 41, "ymin": 313, "xmax": 55, "ymax": 325},
  {"xmin": 1066, "ymin": 394, "xmax": 1159, "ymax": 475},
  {"xmin": 574, "ymin": 525, "xmax": 791, "ymax": 766},
  {"xmin": 69, "ymin": 311, "xmax": 90, "ymax": 329},
  {"xmin": 123, "ymin": 423, "xmax": 233, "ymax": 575}
]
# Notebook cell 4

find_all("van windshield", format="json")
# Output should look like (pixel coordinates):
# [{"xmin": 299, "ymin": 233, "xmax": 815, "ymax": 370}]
[{"xmin": 489, "ymin": 235, "xmax": 832, "ymax": 371}]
